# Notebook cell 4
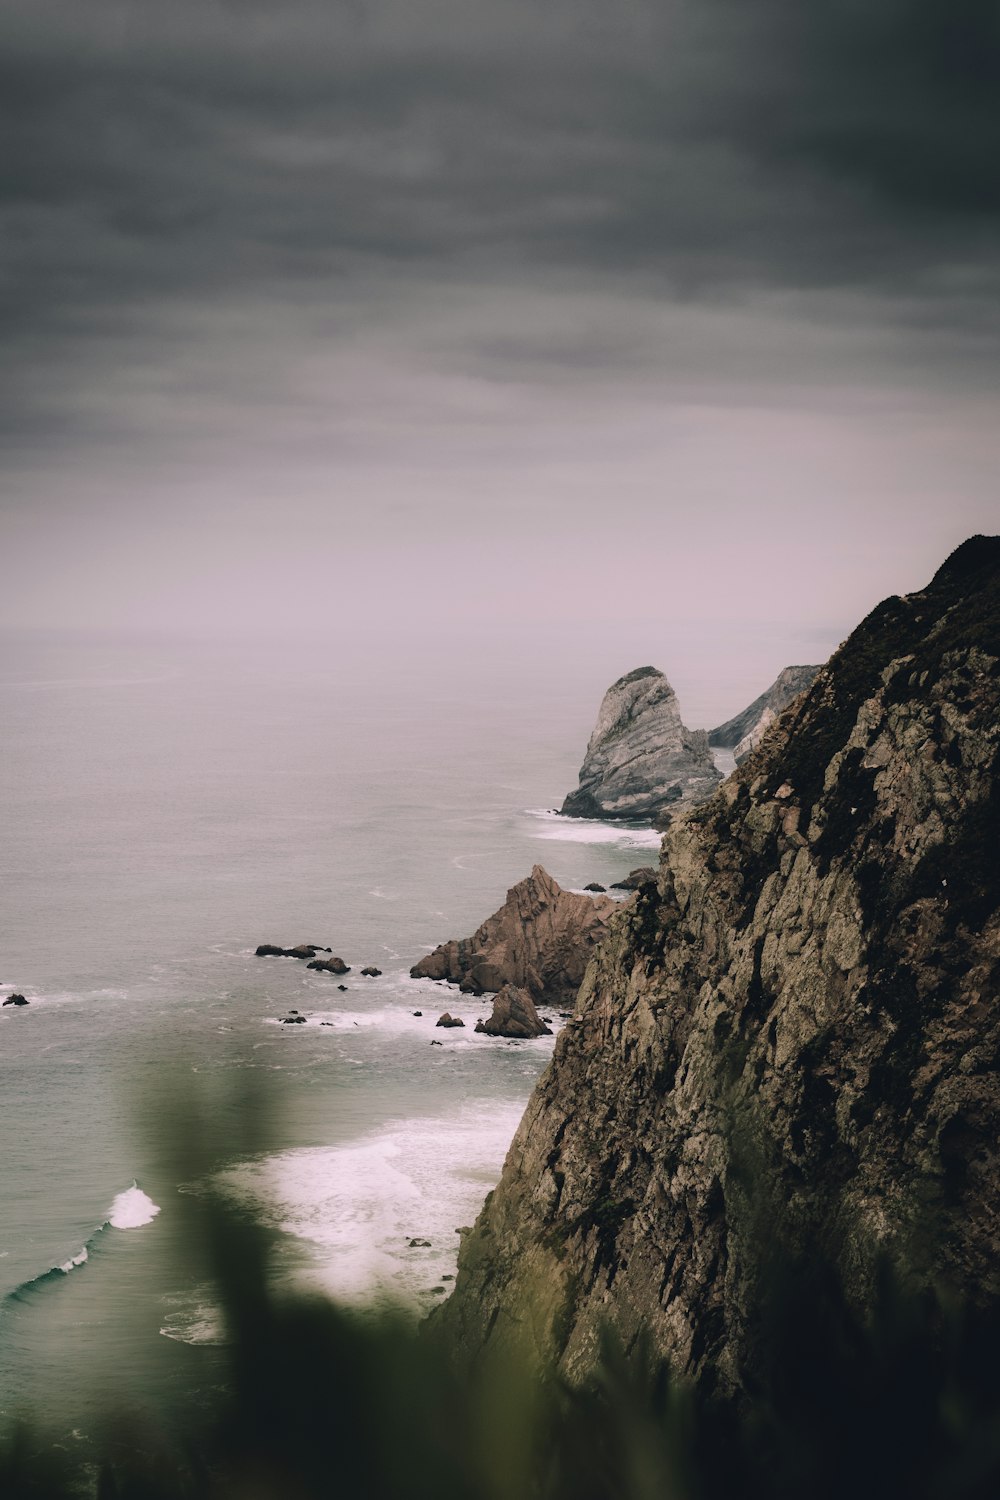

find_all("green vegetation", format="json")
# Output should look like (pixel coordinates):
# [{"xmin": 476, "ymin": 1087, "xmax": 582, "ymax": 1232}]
[{"xmin": 5, "ymin": 1183, "xmax": 1000, "ymax": 1500}]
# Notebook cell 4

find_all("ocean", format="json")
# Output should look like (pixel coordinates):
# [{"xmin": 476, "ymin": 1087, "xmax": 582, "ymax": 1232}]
[{"xmin": 0, "ymin": 628, "xmax": 742, "ymax": 1449}]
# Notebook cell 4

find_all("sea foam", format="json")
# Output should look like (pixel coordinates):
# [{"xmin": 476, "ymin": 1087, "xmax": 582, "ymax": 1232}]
[
  {"xmin": 108, "ymin": 1183, "xmax": 161, "ymax": 1229},
  {"xmin": 215, "ymin": 1101, "xmax": 526, "ymax": 1308},
  {"xmin": 526, "ymin": 809, "xmax": 662, "ymax": 849}
]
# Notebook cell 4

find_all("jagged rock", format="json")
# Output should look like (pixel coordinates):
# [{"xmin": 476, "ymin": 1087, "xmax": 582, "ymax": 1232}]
[
  {"xmin": 280, "ymin": 1015, "xmax": 306, "ymax": 1024},
  {"xmin": 733, "ymin": 707, "xmax": 776, "ymax": 764},
  {"xmin": 709, "ymin": 664, "xmax": 822, "ymax": 751},
  {"xmin": 306, "ymin": 956, "xmax": 350, "ymax": 974},
  {"xmin": 430, "ymin": 1040, "xmax": 443, "ymax": 1046},
  {"xmin": 560, "ymin": 667, "xmax": 721, "ymax": 821},
  {"xmin": 475, "ymin": 985, "xmax": 553, "ymax": 1039},
  {"xmin": 609, "ymin": 867, "xmax": 658, "ymax": 891},
  {"xmin": 584, "ymin": 882, "xmax": 607, "ymax": 892},
  {"xmin": 438, "ymin": 536, "xmax": 1000, "ymax": 1401},
  {"xmin": 410, "ymin": 865, "xmax": 617, "ymax": 1004},
  {"xmin": 3, "ymin": 994, "xmax": 28, "ymax": 1007},
  {"xmin": 360, "ymin": 966, "xmax": 382, "ymax": 976},
  {"xmin": 436, "ymin": 1012, "xmax": 465, "ymax": 1028},
  {"xmin": 257, "ymin": 943, "xmax": 332, "ymax": 960}
]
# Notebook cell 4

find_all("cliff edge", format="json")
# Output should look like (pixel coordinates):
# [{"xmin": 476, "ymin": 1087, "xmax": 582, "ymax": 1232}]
[{"xmin": 439, "ymin": 536, "xmax": 1000, "ymax": 1397}]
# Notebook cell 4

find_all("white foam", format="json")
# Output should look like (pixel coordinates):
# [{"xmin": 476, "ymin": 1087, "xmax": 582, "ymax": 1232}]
[
  {"xmin": 59, "ymin": 1246, "xmax": 88, "ymax": 1273},
  {"xmin": 108, "ymin": 1183, "xmax": 161, "ymax": 1229},
  {"xmin": 159, "ymin": 1290, "xmax": 225, "ymax": 1346},
  {"xmin": 215, "ymin": 1101, "xmax": 526, "ymax": 1308},
  {"xmin": 525, "ymin": 809, "xmax": 662, "ymax": 849}
]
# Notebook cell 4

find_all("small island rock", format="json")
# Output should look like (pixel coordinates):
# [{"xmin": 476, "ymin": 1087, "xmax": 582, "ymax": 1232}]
[
  {"xmin": 474, "ymin": 985, "xmax": 552, "ymax": 1039},
  {"xmin": 436, "ymin": 1012, "xmax": 465, "ymax": 1028},
  {"xmin": 3, "ymin": 993, "xmax": 28, "ymax": 1007}
]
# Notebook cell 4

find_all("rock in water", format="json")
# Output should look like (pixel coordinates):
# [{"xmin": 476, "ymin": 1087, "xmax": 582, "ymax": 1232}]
[
  {"xmin": 475, "ymin": 985, "xmax": 553, "ymax": 1038},
  {"xmin": 438, "ymin": 536, "xmax": 1000, "ymax": 1400},
  {"xmin": 306, "ymin": 956, "xmax": 350, "ymax": 974},
  {"xmin": 435, "ymin": 1012, "xmax": 465, "ymax": 1028},
  {"xmin": 3, "ymin": 993, "xmax": 28, "ymax": 1007},
  {"xmin": 560, "ymin": 666, "xmax": 720, "ymax": 821},
  {"xmin": 410, "ymin": 865, "xmax": 617, "ymax": 1005},
  {"xmin": 709, "ymin": 663, "xmax": 822, "ymax": 763}
]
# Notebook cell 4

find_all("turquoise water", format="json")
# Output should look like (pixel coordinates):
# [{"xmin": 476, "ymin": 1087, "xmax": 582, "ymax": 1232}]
[{"xmin": 1, "ymin": 632, "xmax": 677, "ymax": 1444}]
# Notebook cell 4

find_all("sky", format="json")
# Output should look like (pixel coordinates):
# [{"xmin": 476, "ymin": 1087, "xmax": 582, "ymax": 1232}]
[{"xmin": 2, "ymin": 0, "xmax": 999, "ymax": 686}]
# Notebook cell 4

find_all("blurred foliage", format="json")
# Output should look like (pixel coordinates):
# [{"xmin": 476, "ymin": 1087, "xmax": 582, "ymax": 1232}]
[{"xmin": 4, "ymin": 1086, "xmax": 1000, "ymax": 1499}]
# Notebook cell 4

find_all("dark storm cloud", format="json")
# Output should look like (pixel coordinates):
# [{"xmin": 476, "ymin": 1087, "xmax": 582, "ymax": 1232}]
[{"xmin": 1, "ymin": 0, "xmax": 999, "ymax": 457}]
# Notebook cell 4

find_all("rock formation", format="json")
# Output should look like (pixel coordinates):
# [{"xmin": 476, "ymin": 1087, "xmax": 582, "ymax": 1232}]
[
  {"xmin": 438, "ymin": 536, "xmax": 1000, "ymax": 1399},
  {"xmin": 710, "ymin": 664, "xmax": 822, "ymax": 763},
  {"xmin": 306, "ymin": 956, "xmax": 350, "ymax": 974},
  {"xmin": 475, "ymin": 985, "xmax": 553, "ymax": 1039},
  {"xmin": 560, "ymin": 667, "xmax": 721, "ymax": 821},
  {"xmin": 411, "ymin": 865, "xmax": 617, "ymax": 1005}
]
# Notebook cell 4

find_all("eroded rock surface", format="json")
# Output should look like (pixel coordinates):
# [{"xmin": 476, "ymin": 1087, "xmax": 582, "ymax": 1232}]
[
  {"xmin": 710, "ymin": 664, "xmax": 822, "ymax": 763},
  {"xmin": 475, "ymin": 985, "xmax": 553, "ymax": 1039},
  {"xmin": 411, "ymin": 865, "xmax": 617, "ymax": 1005},
  {"xmin": 439, "ymin": 536, "xmax": 1000, "ymax": 1399},
  {"xmin": 561, "ymin": 667, "xmax": 721, "ymax": 821}
]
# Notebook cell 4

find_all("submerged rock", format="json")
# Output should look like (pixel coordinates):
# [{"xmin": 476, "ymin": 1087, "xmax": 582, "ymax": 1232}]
[
  {"xmin": 410, "ymin": 865, "xmax": 617, "ymax": 1005},
  {"xmin": 438, "ymin": 535, "xmax": 1000, "ymax": 1401},
  {"xmin": 560, "ymin": 667, "xmax": 720, "ymax": 821},
  {"xmin": 475, "ymin": 985, "xmax": 552, "ymax": 1039}
]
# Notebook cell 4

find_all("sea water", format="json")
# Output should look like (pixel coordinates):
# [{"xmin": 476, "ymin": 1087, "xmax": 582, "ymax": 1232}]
[{"xmin": 0, "ymin": 628, "xmax": 739, "ymax": 1445}]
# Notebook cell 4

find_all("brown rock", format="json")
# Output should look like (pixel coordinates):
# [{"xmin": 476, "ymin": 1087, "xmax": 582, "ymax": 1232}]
[
  {"xmin": 306, "ymin": 956, "xmax": 350, "ymax": 974},
  {"xmin": 435, "ymin": 1012, "xmax": 465, "ymax": 1028},
  {"xmin": 410, "ymin": 865, "xmax": 617, "ymax": 1004},
  {"xmin": 474, "ymin": 985, "xmax": 553, "ymax": 1039}
]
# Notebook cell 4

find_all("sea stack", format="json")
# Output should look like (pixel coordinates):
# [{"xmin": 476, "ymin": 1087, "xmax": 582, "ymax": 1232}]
[
  {"xmin": 438, "ymin": 536, "xmax": 1000, "ymax": 1399},
  {"xmin": 411, "ymin": 865, "xmax": 617, "ymax": 1006},
  {"xmin": 560, "ymin": 666, "xmax": 720, "ymax": 821}
]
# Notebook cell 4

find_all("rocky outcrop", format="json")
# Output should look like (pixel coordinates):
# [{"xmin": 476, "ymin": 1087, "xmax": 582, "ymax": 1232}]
[
  {"xmin": 256, "ymin": 943, "xmax": 334, "ymax": 961},
  {"xmin": 411, "ymin": 866, "xmax": 617, "ymax": 1005},
  {"xmin": 560, "ymin": 667, "xmax": 721, "ymax": 821},
  {"xmin": 436, "ymin": 1012, "xmax": 465, "ymax": 1029},
  {"xmin": 475, "ymin": 985, "xmax": 553, "ymax": 1039},
  {"xmin": 306, "ymin": 956, "xmax": 350, "ymax": 974},
  {"xmin": 710, "ymin": 664, "xmax": 822, "ymax": 759},
  {"xmin": 3, "ymin": 993, "xmax": 28, "ymax": 1007},
  {"xmin": 438, "ymin": 536, "xmax": 1000, "ymax": 1399}
]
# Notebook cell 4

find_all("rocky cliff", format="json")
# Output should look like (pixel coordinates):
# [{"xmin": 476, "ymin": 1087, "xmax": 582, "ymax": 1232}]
[
  {"xmin": 560, "ymin": 667, "xmax": 721, "ymax": 821},
  {"xmin": 709, "ymin": 664, "xmax": 822, "ymax": 759},
  {"xmin": 411, "ymin": 865, "xmax": 617, "ymax": 1004},
  {"xmin": 439, "ymin": 537, "xmax": 1000, "ymax": 1397}
]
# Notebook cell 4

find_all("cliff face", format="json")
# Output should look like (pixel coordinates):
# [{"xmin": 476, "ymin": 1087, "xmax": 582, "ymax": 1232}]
[
  {"xmin": 709, "ymin": 664, "xmax": 822, "ymax": 754},
  {"xmin": 560, "ymin": 667, "xmax": 721, "ymax": 821},
  {"xmin": 411, "ymin": 865, "xmax": 617, "ymax": 1004},
  {"xmin": 440, "ymin": 537, "xmax": 1000, "ymax": 1396}
]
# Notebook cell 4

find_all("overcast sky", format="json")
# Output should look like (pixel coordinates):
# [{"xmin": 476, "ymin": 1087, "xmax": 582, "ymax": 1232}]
[{"xmin": 2, "ymin": 0, "xmax": 998, "ymax": 670}]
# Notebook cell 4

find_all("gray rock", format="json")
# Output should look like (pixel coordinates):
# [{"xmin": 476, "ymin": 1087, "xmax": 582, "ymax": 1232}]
[
  {"xmin": 561, "ymin": 666, "xmax": 721, "ymax": 821},
  {"xmin": 709, "ymin": 664, "xmax": 822, "ymax": 752}
]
